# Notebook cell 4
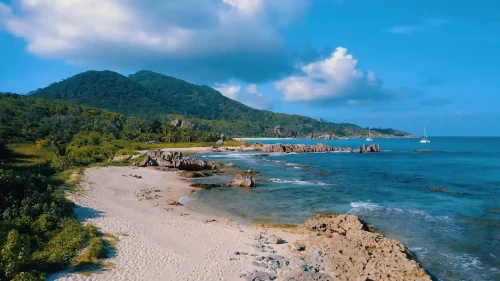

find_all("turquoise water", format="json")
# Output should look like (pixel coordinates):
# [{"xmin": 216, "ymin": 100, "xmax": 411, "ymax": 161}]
[{"xmin": 186, "ymin": 137, "xmax": 500, "ymax": 281}]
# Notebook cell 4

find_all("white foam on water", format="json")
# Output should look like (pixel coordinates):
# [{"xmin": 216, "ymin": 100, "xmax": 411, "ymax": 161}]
[
  {"xmin": 268, "ymin": 152, "xmax": 298, "ymax": 156},
  {"xmin": 350, "ymin": 201, "xmax": 382, "ymax": 211},
  {"xmin": 206, "ymin": 153, "xmax": 253, "ymax": 159},
  {"xmin": 349, "ymin": 201, "xmax": 453, "ymax": 222},
  {"xmin": 269, "ymin": 178, "xmax": 330, "ymax": 186}
]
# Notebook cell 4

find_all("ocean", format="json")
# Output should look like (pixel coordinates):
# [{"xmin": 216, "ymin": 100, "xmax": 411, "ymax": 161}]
[{"xmin": 184, "ymin": 137, "xmax": 500, "ymax": 281}]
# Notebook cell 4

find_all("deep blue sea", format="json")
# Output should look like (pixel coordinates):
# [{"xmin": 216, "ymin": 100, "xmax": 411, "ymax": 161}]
[{"xmin": 184, "ymin": 137, "xmax": 500, "ymax": 281}]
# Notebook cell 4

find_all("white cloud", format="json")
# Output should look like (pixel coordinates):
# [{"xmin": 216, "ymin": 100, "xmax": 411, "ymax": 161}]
[
  {"xmin": 0, "ymin": 0, "xmax": 308, "ymax": 83},
  {"xmin": 222, "ymin": 0, "xmax": 264, "ymax": 15},
  {"xmin": 214, "ymin": 84, "xmax": 241, "ymax": 99},
  {"xmin": 385, "ymin": 18, "xmax": 449, "ymax": 35},
  {"xmin": 215, "ymin": 83, "xmax": 273, "ymax": 109},
  {"xmin": 274, "ymin": 47, "xmax": 399, "ymax": 104}
]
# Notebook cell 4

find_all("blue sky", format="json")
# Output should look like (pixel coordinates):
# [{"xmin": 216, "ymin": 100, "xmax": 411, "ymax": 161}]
[{"xmin": 1, "ymin": 0, "xmax": 498, "ymax": 136}]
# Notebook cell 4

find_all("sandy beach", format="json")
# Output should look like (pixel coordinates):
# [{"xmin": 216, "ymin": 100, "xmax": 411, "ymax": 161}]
[{"xmin": 49, "ymin": 166, "xmax": 303, "ymax": 281}]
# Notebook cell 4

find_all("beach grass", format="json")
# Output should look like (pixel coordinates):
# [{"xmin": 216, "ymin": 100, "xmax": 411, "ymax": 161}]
[{"xmin": 72, "ymin": 225, "xmax": 119, "ymax": 275}]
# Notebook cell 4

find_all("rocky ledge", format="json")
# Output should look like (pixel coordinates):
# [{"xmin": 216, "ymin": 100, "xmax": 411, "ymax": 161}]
[
  {"xmin": 260, "ymin": 143, "xmax": 381, "ymax": 153},
  {"xmin": 287, "ymin": 214, "xmax": 432, "ymax": 281}
]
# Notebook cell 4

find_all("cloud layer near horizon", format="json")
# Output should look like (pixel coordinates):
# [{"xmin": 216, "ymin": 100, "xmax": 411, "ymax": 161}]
[{"xmin": 0, "ymin": 0, "xmax": 309, "ymax": 83}]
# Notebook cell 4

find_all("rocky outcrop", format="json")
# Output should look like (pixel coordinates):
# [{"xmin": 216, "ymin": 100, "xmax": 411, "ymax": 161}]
[
  {"xmin": 170, "ymin": 119, "xmax": 196, "ymax": 129},
  {"xmin": 230, "ymin": 174, "xmax": 256, "ymax": 188},
  {"xmin": 274, "ymin": 125, "xmax": 285, "ymax": 136},
  {"xmin": 292, "ymin": 214, "xmax": 432, "ymax": 281},
  {"xmin": 359, "ymin": 144, "xmax": 381, "ymax": 153},
  {"xmin": 260, "ymin": 143, "xmax": 380, "ymax": 153},
  {"xmin": 170, "ymin": 119, "xmax": 182, "ymax": 127},
  {"xmin": 135, "ymin": 150, "xmax": 208, "ymax": 171}
]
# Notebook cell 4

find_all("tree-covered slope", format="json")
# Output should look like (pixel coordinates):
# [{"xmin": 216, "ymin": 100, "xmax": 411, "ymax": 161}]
[
  {"xmin": 31, "ymin": 70, "xmax": 163, "ymax": 118},
  {"xmin": 31, "ymin": 70, "xmax": 412, "ymax": 138}
]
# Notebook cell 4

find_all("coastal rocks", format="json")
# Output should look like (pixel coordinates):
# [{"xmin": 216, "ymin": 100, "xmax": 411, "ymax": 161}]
[
  {"xmin": 259, "ymin": 143, "xmax": 379, "ymax": 153},
  {"xmin": 208, "ymin": 161, "xmax": 238, "ymax": 169},
  {"xmin": 358, "ymin": 144, "xmax": 381, "ymax": 153},
  {"xmin": 136, "ymin": 150, "xmax": 208, "ymax": 171},
  {"xmin": 295, "ymin": 214, "xmax": 432, "ymax": 281},
  {"xmin": 230, "ymin": 174, "xmax": 256, "ymax": 188},
  {"xmin": 177, "ymin": 158, "xmax": 209, "ymax": 171}
]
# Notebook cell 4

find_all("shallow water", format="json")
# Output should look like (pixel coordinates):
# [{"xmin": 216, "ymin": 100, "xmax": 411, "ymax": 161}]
[{"xmin": 187, "ymin": 137, "xmax": 500, "ymax": 281}]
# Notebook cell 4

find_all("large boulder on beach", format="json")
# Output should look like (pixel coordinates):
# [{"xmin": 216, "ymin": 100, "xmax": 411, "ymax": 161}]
[
  {"xmin": 138, "ymin": 157, "xmax": 150, "ymax": 167},
  {"xmin": 295, "ymin": 214, "xmax": 432, "ymax": 281},
  {"xmin": 176, "ymin": 158, "xmax": 207, "ymax": 171},
  {"xmin": 137, "ymin": 149, "xmax": 207, "ymax": 171}
]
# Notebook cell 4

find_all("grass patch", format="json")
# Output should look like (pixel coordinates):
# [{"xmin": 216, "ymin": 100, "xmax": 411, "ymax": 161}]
[
  {"xmin": 71, "ymin": 226, "xmax": 119, "ymax": 275},
  {"xmin": 6, "ymin": 143, "xmax": 56, "ymax": 166}
]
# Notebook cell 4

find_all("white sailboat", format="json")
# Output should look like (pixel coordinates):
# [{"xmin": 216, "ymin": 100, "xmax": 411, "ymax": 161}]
[
  {"xmin": 420, "ymin": 126, "xmax": 430, "ymax": 143},
  {"xmin": 366, "ymin": 128, "xmax": 373, "ymax": 141}
]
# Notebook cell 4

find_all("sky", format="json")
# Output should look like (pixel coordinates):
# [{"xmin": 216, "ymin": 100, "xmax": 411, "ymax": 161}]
[{"xmin": 0, "ymin": 0, "xmax": 499, "ymax": 136}]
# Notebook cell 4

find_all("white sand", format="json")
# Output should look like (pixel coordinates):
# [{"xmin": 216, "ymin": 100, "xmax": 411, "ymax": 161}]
[{"xmin": 49, "ymin": 166, "xmax": 302, "ymax": 281}]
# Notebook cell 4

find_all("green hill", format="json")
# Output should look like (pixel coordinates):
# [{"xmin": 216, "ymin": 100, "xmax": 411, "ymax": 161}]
[{"xmin": 31, "ymin": 70, "xmax": 411, "ymax": 138}]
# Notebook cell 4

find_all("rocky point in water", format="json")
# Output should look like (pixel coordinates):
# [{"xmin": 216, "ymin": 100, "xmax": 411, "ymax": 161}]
[
  {"xmin": 288, "ymin": 214, "xmax": 432, "ymax": 281},
  {"xmin": 260, "ymin": 143, "xmax": 380, "ymax": 153}
]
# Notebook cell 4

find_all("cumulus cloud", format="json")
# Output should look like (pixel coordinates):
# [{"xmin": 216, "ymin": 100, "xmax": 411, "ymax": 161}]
[
  {"xmin": 0, "ymin": 0, "xmax": 309, "ymax": 83},
  {"xmin": 274, "ymin": 47, "xmax": 404, "ymax": 105},
  {"xmin": 215, "ymin": 83, "xmax": 274, "ymax": 110}
]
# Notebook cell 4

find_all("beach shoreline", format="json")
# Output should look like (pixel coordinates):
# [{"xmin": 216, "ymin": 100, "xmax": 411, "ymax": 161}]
[
  {"xmin": 50, "ymin": 166, "xmax": 305, "ymax": 281},
  {"xmin": 51, "ymin": 149, "xmax": 433, "ymax": 281}
]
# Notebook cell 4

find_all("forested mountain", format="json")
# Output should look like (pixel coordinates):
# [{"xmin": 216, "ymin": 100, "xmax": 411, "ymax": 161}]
[{"xmin": 31, "ymin": 70, "xmax": 411, "ymax": 138}]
